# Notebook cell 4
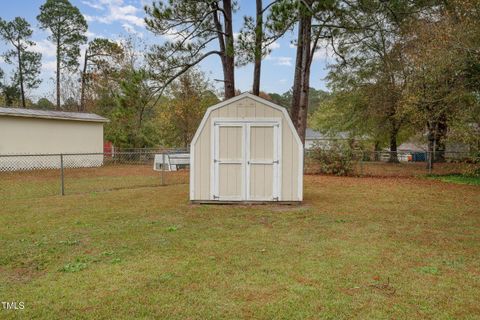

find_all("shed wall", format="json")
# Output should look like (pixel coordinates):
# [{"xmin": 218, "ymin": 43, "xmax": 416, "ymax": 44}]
[
  {"xmin": 0, "ymin": 117, "xmax": 104, "ymax": 155},
  {"xmin": 192, "ymin": 96, "xmax": 301, "ymax": 201}
]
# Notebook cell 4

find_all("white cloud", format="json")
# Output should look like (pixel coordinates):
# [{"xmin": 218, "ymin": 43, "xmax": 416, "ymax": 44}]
[
  {"xmin": 267, "ymin": 41, "xmax": 280, "ymax": 50},
  {"xmin": 264, "ymin": 55, "xmax": 293, "ymax": 66},
  {"xmin": 233, "ymin": 33, "xmax": 280, "ymax": 52},
  {"xmin": 85, "ymin": 0, "xmax": 145, "ymax": 28},
  {"xmin": 84, "ymin": 14, "xmax": 96, "ymax": 22},
  {"xmin": 289, "ymin": 43, "xmax": 296, "ymax": 49},
  {"xmin": 82, "ymin": 0, "xmax": 105, "ymax": 10},
  {"xmin": 42, "ymin": 60, "xmax": 57, "ymax": 72},
  {"xmin": 31, "ymin": 40, "xmax": 57, "ymax": 58},
  {"xmin": 312, "ymin": 46, "xmax": 333, "ymax": 61},
  {"xmin": 122, "ymin": 23, "xmax": 144, "ymax": 38},
  {"xmin": 279, "ymin": 79, "xmax": 287, "ymax": 83},
  {"xmin": 276, "ymin": 56, "xmax": 292, "ymax": 66},
  {"xmin": 86, "ymin": 31, "xmax": 97, "ymax": 39}
]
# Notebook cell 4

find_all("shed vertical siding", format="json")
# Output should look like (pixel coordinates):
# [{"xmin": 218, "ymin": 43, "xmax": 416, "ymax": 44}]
[{"xmin": 192, "ymin": 95, "xmax": 302, "ymax": 201}]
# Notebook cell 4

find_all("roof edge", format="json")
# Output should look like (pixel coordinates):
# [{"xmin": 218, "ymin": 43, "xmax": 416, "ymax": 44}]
[{"xmin": 0, "ymin": 107, "xmax": 109, "ymax": 123}]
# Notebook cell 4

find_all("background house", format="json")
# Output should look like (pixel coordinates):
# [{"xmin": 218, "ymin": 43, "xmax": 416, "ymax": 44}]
[{"xmin": 305, "ymin": 128, "xmax": 367, "ymax": 150}]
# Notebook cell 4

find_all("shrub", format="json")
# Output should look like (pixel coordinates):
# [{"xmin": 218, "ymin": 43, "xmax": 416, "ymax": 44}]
[
  {"xmin": 463, "ymin": 155, "xmax": 480, "ymax": 177},
  {"xmin": 307, "ymin": 141, "xmax": 357, "ymax": 176}
]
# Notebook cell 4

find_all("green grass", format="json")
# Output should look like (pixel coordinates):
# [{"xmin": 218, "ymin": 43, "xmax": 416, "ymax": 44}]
[
  {"xmin": 1, "ymin": 175, "xmax": 479, "ymax": 319},
  {"xmin": 427, "ymin": 174, "xmax": 480, "ymax": 186}
]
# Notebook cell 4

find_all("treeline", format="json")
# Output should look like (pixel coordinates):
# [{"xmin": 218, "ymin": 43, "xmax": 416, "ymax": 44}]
[
  {"xmin": 1, "ymin": 0, "xmax": 478, "ymax": 152},
  {"xmin": 310, "ymin": 0, "xmax": 479, "ymax": 159}
]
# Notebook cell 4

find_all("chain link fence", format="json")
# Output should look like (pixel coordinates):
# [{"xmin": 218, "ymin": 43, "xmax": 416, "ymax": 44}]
[
  {"xmin": 305, "ymin": 149, "xmax": 480, "ymax": 177},
  {"xmin": 2, "ymin": 148, "xmax": 478, "ymax": 201},
  {"xmin": 0, "ymin": 149, "xmax": 189, "ymax": 200}
]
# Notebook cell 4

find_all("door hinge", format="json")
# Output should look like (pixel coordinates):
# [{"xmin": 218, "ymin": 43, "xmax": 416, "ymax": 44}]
[
  {"xmin": 213, "ymin": 195, "xmax": 219, "ymax": 200},
  {"xmin": 273, "ymin": 197, "xmax": 279, "ymax": 201},
  {"xmin": 273, "ymin": 160, "xmax": 279, "ymax": 164}
]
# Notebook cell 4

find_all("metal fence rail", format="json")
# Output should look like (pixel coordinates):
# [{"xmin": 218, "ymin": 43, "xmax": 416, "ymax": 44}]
[{"xmin": 0, "ymin": 150, "xmax": 189, "ymax": 200}]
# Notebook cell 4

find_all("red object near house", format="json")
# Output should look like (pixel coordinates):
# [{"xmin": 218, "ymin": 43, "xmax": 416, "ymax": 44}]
[{"xmin": 104, "ymin": 141, "xmax": 114, "ymax": 157}]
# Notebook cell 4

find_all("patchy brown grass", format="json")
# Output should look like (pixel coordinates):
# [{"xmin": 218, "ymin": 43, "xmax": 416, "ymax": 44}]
[
  {"xmin": 0, "ymin": 165, "xmax": 189, "ymax": 200},
  {"xmin": 0, "ymin": 174, "xmax": 479, "ymax": 319}
]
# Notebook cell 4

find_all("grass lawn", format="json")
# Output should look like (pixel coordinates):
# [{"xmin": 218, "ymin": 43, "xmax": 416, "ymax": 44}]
[
  {"xmin": 1, "ymin": 174, "xmax": 480, "ymax": 319},
  {"xmin": 427, "ymin": 174, "xmax": 480, "ymax": 186}
]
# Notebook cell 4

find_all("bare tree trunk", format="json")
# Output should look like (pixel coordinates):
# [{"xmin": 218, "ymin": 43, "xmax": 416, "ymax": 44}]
[
  {"xmin": 80, "ymin": 49, "xmax": 88, "ymax": 112},
  {"xmin": 17, "ymin": 47, "xmax": 26, "ymax": 108},
  {"xmin": 297, "ymin": 14, "xmax": 312, "ymax": 144},
  {"xmin": 435, "ymin": 117, "xmax": 447, "ymax": 162},
  {"xmin": 374, "ymin": 141, "xmax": 381, "ymax": 161},
  {"xmin": 223, "ymin": 0, "xmax": 235, "ymax": 99},
  {"xmin": 56, "ymin": 38, "xmax": 61, "ymax": 110},
  {"xmin": 290, "ymin": 15, "xmax": 305, "ymax": 127},
  {"xmin": 252, "ymin": 0, "xmax": 263, "ymax": 96},
  {"xmin": 427, "ymin": 129, "xmax": 434, "ymax": 170},
  {"xmin": 388, "ymin": 127, "xmax": 399, "ymax": 163}
]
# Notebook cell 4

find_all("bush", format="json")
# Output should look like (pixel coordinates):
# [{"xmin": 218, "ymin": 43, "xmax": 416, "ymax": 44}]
[
  {"xmin": 463, "ymin": 155, "xmax": 480, "ymax": 177},
  {"xmin": 307, "ymin": 142, "xmax": 357, "ymax": 176}
]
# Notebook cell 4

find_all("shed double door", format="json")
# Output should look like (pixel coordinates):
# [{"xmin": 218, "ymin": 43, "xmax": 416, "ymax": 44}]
[{"xmin": 212, "ymin": 120, "xmax": 281, "ymax": 201}]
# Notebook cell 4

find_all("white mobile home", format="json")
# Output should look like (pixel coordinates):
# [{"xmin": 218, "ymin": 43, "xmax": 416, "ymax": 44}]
[
  {"xmin": 0, "ymin": 107, "xmax": 109, "ymax": 170},
  {"xmin": 190, "ymin": 93, "xmax": 303, "ymax": 203}
]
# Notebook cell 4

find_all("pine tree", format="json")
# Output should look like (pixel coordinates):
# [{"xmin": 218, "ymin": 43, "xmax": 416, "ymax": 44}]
[
  {"xmin": 145, "ymin": 0, "xmax": 236, "ymax": 99},
  {"xmin": 0, "ymin": 17, "xmax": 42, "ymax": 108},
  {"xmin": 37, "ymin": 0, "xmax": 87, "ymax": 109}
]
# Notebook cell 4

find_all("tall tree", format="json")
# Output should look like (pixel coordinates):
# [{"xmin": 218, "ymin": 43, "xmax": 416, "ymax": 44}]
[
  {"xmin": 91, "ymin": 40, "xmax": 159, "ymax": 148},
  {"xmin": 157, "ymin": 69, "xmax": 219, "ymax": 147},
  {"xmin": 1, "ymin": 82, "xmax": 21, "ymax": 106},
  {"xmin": 403, "ymin": 0, "xmax": 480, "ymax": 165},
  {"xmin": 268, "ymin": 0, "xmax": 345, "ymax": 143},
  {"xmin": 37, "ymin": 0, "xmax": 87, "ymax": 109},
  {"xmin": 145, "ymin": 0, "xmax": 236, "ymax": 99},
  {"xmin": 0, "ymin": 69, "xmax": 4, "ymax": 106},
  {"xmin": 325, "ymin": 1, "xmax": 426, "ymax": 161},
  {"xmin": 35, "ymin": 97, "xmax": 55, "ymax": 110},
  {"xmin": 80, "ymin": 38, "xmax": 124, "ymax": 111},
  {"xmin": 0, "ymin": 17, "xmax": 42, "ymax": 108},
  {"xmin": 252, "ymin": 0, "xmax": 264, "ymax": 96},
  {"xmin": 236, "ymin": 0, "xmax": 283, "ymax": 96}
]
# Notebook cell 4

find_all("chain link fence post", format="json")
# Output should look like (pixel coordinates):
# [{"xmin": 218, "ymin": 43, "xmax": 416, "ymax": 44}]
[
  {"xmin": 161, "ymin": 152, "xmax": 165, "ymax": 186},
  {"xmin": 427, "ymin": 151, "xmax": 433, "ymax": 174},
  {"xmin": 360, "ymin": 151, "xmax": 364, "ymax": 176},
  {"xmin": 60, "ymin": 154, "xmax": 65, "ymax": 196}
]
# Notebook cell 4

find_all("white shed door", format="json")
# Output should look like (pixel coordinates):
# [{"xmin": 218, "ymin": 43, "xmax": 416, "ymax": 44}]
[
  {"xmin": 247, "ymin": 124, "xmax": 280, "ymax": 201},
  {"xmin": 212, "ymin": 120, "xmax": 280, "ymax": 201},
  {"xmin": 213, "ymin": 124, "xmax": 245, "ymax": 200}
]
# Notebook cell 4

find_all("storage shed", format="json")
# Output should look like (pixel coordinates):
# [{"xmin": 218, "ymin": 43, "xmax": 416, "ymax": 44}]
[
  {"xmin": 0, "ymin": 107, "xmax": 109, "ymax": 170},
  {"xmin": 190, "ymin": 93, "xmax": 303, "ymax": 203}
]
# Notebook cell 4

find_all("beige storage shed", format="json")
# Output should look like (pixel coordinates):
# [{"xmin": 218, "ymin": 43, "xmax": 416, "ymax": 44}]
[
  {"xmin": 0, "ymin": 107, "xmax": 108, "ymax": 170},
  {"xmin": 190, "ymin": 93, "xmax": 303, "ymax": 203}
]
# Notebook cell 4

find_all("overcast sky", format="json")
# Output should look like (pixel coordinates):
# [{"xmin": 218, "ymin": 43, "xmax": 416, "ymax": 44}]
[{"xmin": 0, "ymin": 0, "xmax": 332, "ymax": 102}]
